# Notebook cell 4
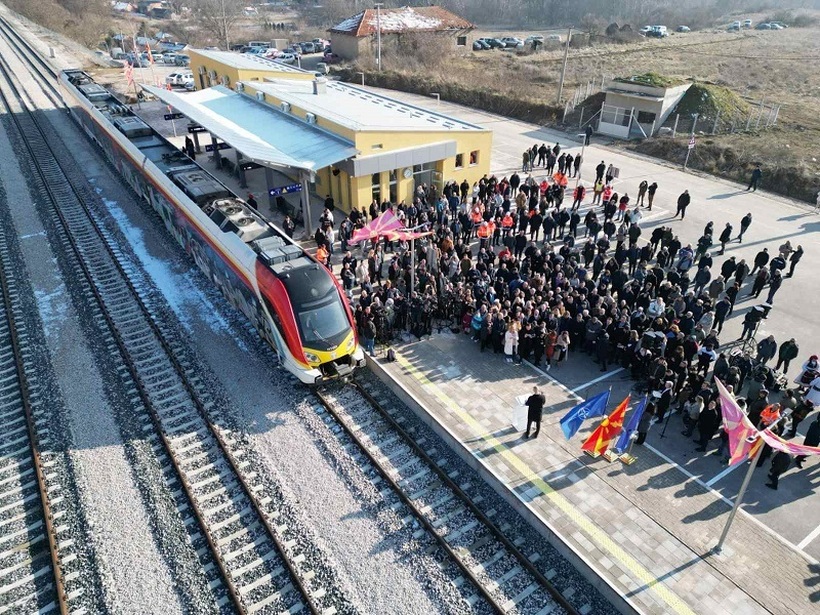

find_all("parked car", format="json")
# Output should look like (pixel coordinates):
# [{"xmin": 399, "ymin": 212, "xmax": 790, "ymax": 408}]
[
  {"xmin": 645, "ymin": 25, "xmax": 668, "ymax": 38},
  {"xmin": 315, "ymin": 62, "xmax": 330, "ymax": 74},
  {"xmin": 298, "ymin": 42, "xmax": 316, "ymax": 54},
  {"xmin": 181, "ymin": 74, "xmax": 194, "ymax": 89},
  {"xmin": 499, "ymin": 36, "xmax": 523, "ymax": 48},
  {"xmin": 125, "ymin": 53, "xmax": 149, "ymax": 67},
  {"xmin": 545, "ymin": 34, "xmax": 562, "ymax": 42},
  {"xmin": 322, "ymin": 51, "xmax": 341, "ymax": 64},
  {"xmin": 472, "ymin": 39, "xmax": 490, "ymax": 50},
  {"xmin": 524, "ymin": 35, "xmax": 544, "ymax": 45},
  {"xmin": 770, "ymin": 22, "xmax": 785, "ymax": 30},
  {"xmin": 162, "ymin": 52, "xmax": 177, "ymax": 64},
  {"xmin": 676, "ymin": 25, "xmax": 691, "ymax": 33},
  {"xmin": 755, "ymin": 22, "xmax": 772, "ymax": 30},
  {"xmin": 742, "ymin": 19, "xmax": 753, "ymax": 28},
  {"xmin": 166, "ymin": 71, "xmax": 193, "ymax": 86},
  {"xmin": 174, "ymin": 54, "xmax": 190, "ymax": 66},
  {"xmin": 312, "ymin": 38, "xmax": 328, "ymax": 52},
  {"xmin": 728, "ymin": 21, "xmax": 741, "ymax": 31},
  {"xmin": 478, "ymin": 37, "xmax": 504, "ymax": 49},
  {"xmin": 639, "ymin": 25, "xmax": 653, "ymax": 34},
  {"xmin": 275, "ymin": 53, "xmax": 297, "ymax": 65}
]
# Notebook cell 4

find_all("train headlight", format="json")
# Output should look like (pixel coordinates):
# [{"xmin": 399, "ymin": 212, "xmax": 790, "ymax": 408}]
[
  {"xmin": 346, "ymin": 337, "xmax": 355, "ymax": 350},
  {"xmin": 304, "ymin": 352, "xmax": 320, "ymax": 364}
]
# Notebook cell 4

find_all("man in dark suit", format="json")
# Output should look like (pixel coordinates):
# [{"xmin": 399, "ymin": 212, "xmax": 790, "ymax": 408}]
[{"xmin": 524, "ymin": 386, "xmax": 546, "ymax": 439}]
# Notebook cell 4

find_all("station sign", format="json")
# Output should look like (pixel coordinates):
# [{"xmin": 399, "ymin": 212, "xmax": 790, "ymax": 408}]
[
  {"xmin": 205, "ymin": 142, "xmax": 231, "ymax": 152},
  {"xmin": 164, "ymin": 112, "xmax": 185, "ymax": 120},
  {"xmin": 187, "ymin": 124, "xmax": 208, "ymax": 134},
  {"xmin": 269, "ymin": 183, "xmax": 302, "ymax": 196}
]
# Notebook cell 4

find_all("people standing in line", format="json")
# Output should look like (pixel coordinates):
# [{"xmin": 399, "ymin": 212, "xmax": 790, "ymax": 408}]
[
  {"xmin": 787, "ymin": 245, "xmax": 803, "ymax": 277},
  {"xmin": 595, "ymin": 160, "xmax": 606, "ymax": 182},
  {"xmin": 646, "ymin": 181, "xmax": 658, "ymax": 210},
  {"xmin": 653, "ymin": 381, "xmax": 674, "ymax": 424},
  {"xmin": 695, "ymin": 400, "xmax": 721, "ymax": 452},
  {"xmin": 504, "ymin": 322, "xmax": 519, "ymax": 363},
  {"xmin": 637, "ymin": 180, "xmax": 648, "ymax": 206},
  {"xmin": 794, "ymin": 417, "xmax": 820, "ymax": 468},
  {"xmin": 737, "ymin": 212, "xmax": 752, "ymax": 243},
  {"xmin": 718, "ymin": 223, "xmax": 732, "ymax": 255},
  {"xmin": 751, "ymin": 248, "xmax": 770, "ymax": 275},
  {"xmin": 524, "ymin": 385, "xmax": 546, "ymax": 439},
  {"xmin": 572, "ymin": 153, "xmax": 582, "ymax": 178},
  {"xmin": 675, "ymin": 190, "xmax": 691, "ymax": 219},
  {"xmin": 747, "ymin": 164, "xmax": 763, "ymax": 191},
  {"xmin": 636, "ymin": 403, "xmax": 655, "ymax": 445},
  {"xmin": 766, "ymin": 270, "xmax": 783, "ymax": 304},
  {"xmin": 246, "ymin": 193, "xmax": 258, "ymax": 210},
  {"xmin": 775, "ymin": 338, "xmax": 800, "ymax": 374},
  {"xmin": 584, "ymin": 124, "xmax": 593, "ymax": 146},
  {"xmin": 765, "ymin": 451, "xmax": 791, "ymax": 490}
]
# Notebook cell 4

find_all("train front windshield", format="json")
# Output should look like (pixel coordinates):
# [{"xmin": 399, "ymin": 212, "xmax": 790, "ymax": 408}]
[{"xmin": 298, "ymin": 297, "xmax": 350, "ymax": 348}]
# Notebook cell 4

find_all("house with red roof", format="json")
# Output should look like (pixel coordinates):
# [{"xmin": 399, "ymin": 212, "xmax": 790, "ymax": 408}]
[{"xmin": 328, "ymin": 6, "xmax": 474, "ymax": 61}]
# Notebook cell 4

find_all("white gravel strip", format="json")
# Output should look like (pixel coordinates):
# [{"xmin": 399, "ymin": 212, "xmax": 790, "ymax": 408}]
[
  {"xmin": 0, "ymin": 85, "xmax": 184, "ymax": 614},
  {"xmin": 247, "ymin": 410, "xmax": 440, "ymax": 615}
]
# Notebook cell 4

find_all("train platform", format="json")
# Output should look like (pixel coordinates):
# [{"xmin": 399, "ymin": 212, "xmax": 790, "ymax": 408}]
[{"xmin": 367, "ymin": 331, "xmax": 819, "ymax": 615}]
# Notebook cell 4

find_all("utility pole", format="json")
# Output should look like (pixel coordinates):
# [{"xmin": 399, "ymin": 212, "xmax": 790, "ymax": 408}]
[
  {"xmin": 556, "ymin": 27, "xmax": 572, "ymax": 105},
  {"xmin": 375, "ymin": 3, "xmax": 383, "ymax": 71}
]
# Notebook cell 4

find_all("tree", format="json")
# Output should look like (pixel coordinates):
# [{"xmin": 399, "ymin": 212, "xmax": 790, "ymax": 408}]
[
  {"xmin": 193, "ymin": 0, "xmax": 243, "ymax": 49},
  {"xmin": 580, "ymin": 13, "xmax": 604, "ymax": 44}
]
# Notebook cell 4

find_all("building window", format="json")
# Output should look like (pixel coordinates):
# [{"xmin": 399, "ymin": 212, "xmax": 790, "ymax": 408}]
[
  {"xmin": 457, "ymin": 36, "xmax": 467, "ymax": 47},
  {"xmin": 372, "ymin": 143, "xmax": 383, "ymax": 150},
  {"xmin": 371, "ymin": 172, "xmax": 381, "ymax": 203},
  {"xmin": 469, "ymin": 150, "xmax": 479, "ymax": 166},
  {"xmin": 455, "ymin": 153, "xmax": 464, "ymax": 169},
  {"xmin": 637, "ymin": 110, "xmax": 657, "ymax": 124}
]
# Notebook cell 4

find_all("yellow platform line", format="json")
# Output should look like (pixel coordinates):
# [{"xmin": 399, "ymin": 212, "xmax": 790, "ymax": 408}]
[{"xmin": 395, "ymin": 352, "xmax": 696, "ymax": 615}]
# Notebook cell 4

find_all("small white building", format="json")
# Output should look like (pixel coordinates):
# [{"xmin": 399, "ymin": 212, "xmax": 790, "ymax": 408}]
[{"xmin": 598, "ymin": 76, "xmax": 691, "ymax": 139}]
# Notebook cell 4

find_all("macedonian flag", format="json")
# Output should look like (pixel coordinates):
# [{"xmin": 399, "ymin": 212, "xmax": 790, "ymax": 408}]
[{"xmin": 581, "ymin": 395, "xmax": 630, "ymax": 456}]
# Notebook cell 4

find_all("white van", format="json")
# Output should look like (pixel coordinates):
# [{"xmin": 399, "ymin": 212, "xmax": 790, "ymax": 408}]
[{"xmin": 162, "ymin": 52, "xmax": 177, "ymax": 64}]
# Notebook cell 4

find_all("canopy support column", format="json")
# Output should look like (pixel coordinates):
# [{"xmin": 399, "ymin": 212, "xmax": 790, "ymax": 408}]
[
  {"xmin": 300, "ymin": 170, "xmax": 313, "ymax": 236},
  {"xmin": 265, "ymin": 167, "xmax": 276, "ymax": 211}
]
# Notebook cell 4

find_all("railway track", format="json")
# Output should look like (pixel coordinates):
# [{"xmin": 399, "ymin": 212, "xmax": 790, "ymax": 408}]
[
  {"xmin": 0, "ymin": 214, "xmax": 70, "ymax": 615},
  {"xmin": 0, "ymin": 24, "xmax": 353, "ymax": 615},
  {"xmin": 315, "ymin": 381, "xmax": 583, "ymax": 615}
]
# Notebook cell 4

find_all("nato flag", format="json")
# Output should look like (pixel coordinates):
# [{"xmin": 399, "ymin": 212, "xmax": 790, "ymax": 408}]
[{"xmin": 559, "ymin": 390, "xmax": 610, "ymax": 440}]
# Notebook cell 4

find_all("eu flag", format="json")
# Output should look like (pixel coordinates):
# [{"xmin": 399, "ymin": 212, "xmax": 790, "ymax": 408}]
[
  {"xmin": 560, "ymin": 390, "xmax": 610, "ymax": 440},
  {"xmin": 613, "ymin": 396, "xmax": 647, "ymax": 454}
]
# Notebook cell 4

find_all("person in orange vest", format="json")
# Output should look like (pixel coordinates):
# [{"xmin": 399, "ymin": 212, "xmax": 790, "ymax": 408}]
[
  {"xmin": 539, "ymin": 179, "xmax": 549, "ymax": 196},
  {"xmin": 501, "ymin": 212, "xmax": 514, "ymax": 243},
  {"xmin": 487, "ymin": 218, "xmax": 498, "ymax": 246},
  {"xmin": 476, "ymin": 221, "xmax": 491, "ymax": 250},
  {"xmin": 553, "ymin": 171, "xmax": 568, "ymax": 188},
  {"xmin": 316, "ymin": 243, "xmax": 329, "ymax": 266}
]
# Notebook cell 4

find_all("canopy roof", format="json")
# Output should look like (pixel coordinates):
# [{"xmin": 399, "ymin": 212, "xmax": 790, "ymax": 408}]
[{"xmin": 142, "ymin": 84, "xmax": 358, "ymax": 173}]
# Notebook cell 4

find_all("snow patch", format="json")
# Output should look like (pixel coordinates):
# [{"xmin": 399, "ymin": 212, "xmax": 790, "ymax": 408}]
[
  {"xmin": 34, "ymin": 282, "xmax": 68, "ymax": 338},
  {"xmin": 366, "ymin": 8, "xmax": 442, "ymax": 32},
  {"xmin": 333, "ymin": 11, "xmax": 364, "ymax": 33},
  {"xmin": 101, "ymin": 197, "xmax": 243, "ymax": 347}
]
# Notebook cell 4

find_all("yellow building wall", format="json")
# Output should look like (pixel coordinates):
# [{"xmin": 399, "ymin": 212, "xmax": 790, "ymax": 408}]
[{"xmin": 187, "ymin": 59, "xmax": 492, "ymax": 212}]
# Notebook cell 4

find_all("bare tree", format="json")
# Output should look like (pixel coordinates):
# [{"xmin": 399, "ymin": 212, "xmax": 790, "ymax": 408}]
[
  {"xmin": 193, "ymin": 0, "xmax": 243, "ymax": 49},
  {"xmin": 580, "ymin": 13, "xmax": 604, "ymax": 44}
]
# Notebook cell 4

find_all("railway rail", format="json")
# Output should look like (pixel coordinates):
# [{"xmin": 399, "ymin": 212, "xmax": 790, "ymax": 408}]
[
  {"xmin": 0, "ymin": 208, "xmax": 69, "ymax": 615},
  {"xmin": 315, "ymin": 381, "xmax": 584, "ymax": 615},
  {"xmin": 0, "ymin": 22, "xmax": 352, "ymax": 615}
]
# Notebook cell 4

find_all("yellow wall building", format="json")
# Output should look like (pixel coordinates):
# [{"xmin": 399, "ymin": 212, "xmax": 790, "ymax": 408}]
[
  {"xmin": 186, "ymin": 49, "xmax": 492, "ymax": 213},
  {"xmin": 188, "ymin": 48, "xmax": 316, "ymax": 90}
]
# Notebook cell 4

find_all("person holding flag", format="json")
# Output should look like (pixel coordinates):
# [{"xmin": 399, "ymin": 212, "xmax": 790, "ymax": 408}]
[{"xmin": 559, "ymin": 389, "xmax": 610, "ymax": 440}]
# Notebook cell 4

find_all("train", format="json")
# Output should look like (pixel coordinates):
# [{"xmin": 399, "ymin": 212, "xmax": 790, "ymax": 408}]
[{"xmin": 58, "ymin": 69, "xmax": 365, "ymax": 384}]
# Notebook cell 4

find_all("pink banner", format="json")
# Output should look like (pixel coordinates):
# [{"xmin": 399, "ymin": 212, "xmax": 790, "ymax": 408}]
[
  {"xmin": 759, "ymin": 429, "xmax": 820, "ymax": 457},
  {"xmin": 715, "ymin": 378, "xmax": 765, "ymax": 466},
  {"xmin": 350, "ymin": 209, "xmax": 403, "ymax": 244}
]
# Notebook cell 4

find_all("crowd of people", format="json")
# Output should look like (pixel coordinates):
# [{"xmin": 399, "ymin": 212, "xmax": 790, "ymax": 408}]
[{"xmin": 310, "ymin": 147, "xmax": 817, "ymax": 482}]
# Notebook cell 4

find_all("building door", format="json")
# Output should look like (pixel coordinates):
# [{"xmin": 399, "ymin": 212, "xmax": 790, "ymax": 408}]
[{"xmin": 371, "ymin": 172, "xmax": 381, "ymax": 203}]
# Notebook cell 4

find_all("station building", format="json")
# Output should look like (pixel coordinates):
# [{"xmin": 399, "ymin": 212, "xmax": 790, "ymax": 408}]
[{"xmin": 182, "ymin": 48, "xmax": 492, "ymax": 214}]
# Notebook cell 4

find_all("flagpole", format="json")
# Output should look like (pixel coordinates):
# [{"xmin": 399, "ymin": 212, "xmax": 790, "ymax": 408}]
[{"xmin": 714, "ymin": 440, "xmax": 763, "ymax": 554}]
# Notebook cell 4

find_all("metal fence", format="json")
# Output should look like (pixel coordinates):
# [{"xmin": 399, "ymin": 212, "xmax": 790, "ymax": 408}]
[{"xmin": 658, "ymin": 101, "xmax": 781, "ymax": 137}]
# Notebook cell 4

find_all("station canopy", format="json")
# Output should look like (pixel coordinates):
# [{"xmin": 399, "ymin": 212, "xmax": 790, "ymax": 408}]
[{"xmin": 143, "ymin": 84, "xmax": 359, "ymax": 173}]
